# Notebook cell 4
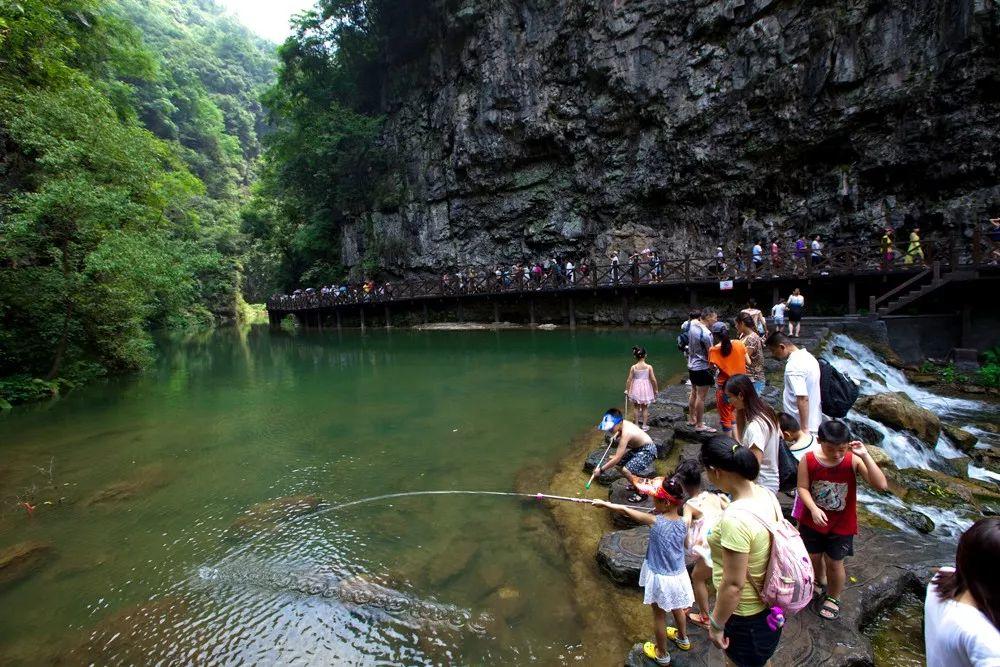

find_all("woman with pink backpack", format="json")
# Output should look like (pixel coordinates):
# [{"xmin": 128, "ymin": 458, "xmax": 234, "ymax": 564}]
[{"xmin": 700, "ymin": 435, "xmax": 814, "ymax": 666}]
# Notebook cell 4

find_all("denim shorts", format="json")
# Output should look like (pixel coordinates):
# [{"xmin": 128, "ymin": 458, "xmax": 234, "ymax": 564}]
[{"xmin": 724, "ymin": 609, "xmax": 782, "ymax": 667}]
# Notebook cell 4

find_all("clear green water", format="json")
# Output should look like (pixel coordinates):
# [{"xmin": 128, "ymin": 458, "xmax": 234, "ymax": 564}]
[{"xmin": 0, "ymin": 326, "xmax": 684, "ymax": 665}]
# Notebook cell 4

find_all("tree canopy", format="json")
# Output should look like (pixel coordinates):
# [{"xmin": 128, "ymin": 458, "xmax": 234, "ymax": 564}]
[
  {"xmin": 0, "ymin": 0, "xmax": 277, "ymax": 402},
  {"xmin": 245, "ymin": 0, "xmax": 432, "ymax": 290}
]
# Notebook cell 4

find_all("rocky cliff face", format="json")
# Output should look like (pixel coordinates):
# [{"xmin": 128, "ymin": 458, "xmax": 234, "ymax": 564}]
[{"xmin": 344, "ymin": 0, "xmax": 1000, "ymax": 275}]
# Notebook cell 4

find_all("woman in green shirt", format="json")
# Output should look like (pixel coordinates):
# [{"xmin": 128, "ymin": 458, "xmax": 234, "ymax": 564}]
[{"xmin": 701, "ymin": 435, "xmax": 783, "ymax": 666}]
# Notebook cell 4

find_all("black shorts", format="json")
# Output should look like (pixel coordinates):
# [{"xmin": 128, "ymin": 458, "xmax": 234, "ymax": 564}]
[
  {"xmin": 799, "ymin": 523, "xmax": 854, "ymax": 561},
  {"xmin": 787, "ymin": 306, "xmax": 803, "ymax": 322},
  {"xmin": 724, "ymin": 609, "xmax": 782, "ymax": 667},
  {"xmin": 689, "ymin": 368, "xmax": 714, "ymax": 387}
]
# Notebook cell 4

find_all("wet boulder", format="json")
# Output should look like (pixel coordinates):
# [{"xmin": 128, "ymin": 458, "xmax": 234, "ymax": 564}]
[
  {"xmin": 855, "ymin": 392, "xmax": 940, "ymax": 446},
  {"xmin": 941, "ymin": 423, "xmax": 978, "ymax": 454},
  {"xmin": 0, "ymin": 541, "xmax": 53, "ymax": 590},
  {"xmin": 865, "ymin": 444, "xmax": 895, "ymax": 469},
  {"xmin": 877, "ymin": 505, "xmax": 935, "ymax": 534},
  {"xmin": 888, "ymin": 467, "xmax": 1000, "ymax": 513},
  {"xmin": 845, "ymin": 418, "xmax": 885, "ymax": 447},
  {"xmin": 607, "ymin": 479, "xmax": 655, "ymax": 529},
  {"xmin": 596, "ymin": 526, "xmax": 648, "ymax": 586}
]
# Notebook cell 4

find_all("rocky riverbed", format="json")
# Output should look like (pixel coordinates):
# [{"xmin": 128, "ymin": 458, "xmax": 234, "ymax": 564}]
[{"xmin": 545, "ymin": 334, "xmax": 1000, "ymax": 666}]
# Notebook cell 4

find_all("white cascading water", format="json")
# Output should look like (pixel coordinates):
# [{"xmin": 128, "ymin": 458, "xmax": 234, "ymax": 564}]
[{"xmin": 821, "ymin": 334, "xmax": 995, "ymax": 540}]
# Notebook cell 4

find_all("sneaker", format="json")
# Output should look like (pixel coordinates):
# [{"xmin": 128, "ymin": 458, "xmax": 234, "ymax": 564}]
[
  {"xmin": 641, "ymin": 424, "xmax": 650, "ymax": 431},
  {"xmin": 666, "ymin": 627, "xmax": 691, "ymax": 651}
]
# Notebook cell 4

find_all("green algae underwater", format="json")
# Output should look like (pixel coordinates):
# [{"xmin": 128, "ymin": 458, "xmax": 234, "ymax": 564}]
[{"xmin": 0, "ymin": 326, "xmax": 686, "ymax": 665}]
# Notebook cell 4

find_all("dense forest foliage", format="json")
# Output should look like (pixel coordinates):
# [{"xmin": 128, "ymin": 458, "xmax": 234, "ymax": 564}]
[
  {"xmin": 0, "ymin": 0, "xmax": 276, "ymax": 404},
  {"xmin": 244, "ymin": 0, "xmax": 432, "ymax": 290}
]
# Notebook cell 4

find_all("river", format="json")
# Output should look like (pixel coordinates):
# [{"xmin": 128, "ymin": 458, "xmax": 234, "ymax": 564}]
[{"xmin": 0, "ymin": 326, "xmax": 685, "ymax": 665}]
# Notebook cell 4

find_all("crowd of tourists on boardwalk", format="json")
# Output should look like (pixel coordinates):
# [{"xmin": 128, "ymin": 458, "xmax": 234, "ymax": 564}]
[
  {"xmin": 268, "ymin": 228, "xmax": 950, "ymax": 309},
  {"xmin": 586, "ymin": 297, "xmax": 1000, "ymax": 665}
]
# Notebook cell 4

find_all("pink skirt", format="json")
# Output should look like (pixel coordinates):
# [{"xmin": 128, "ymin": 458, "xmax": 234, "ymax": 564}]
[{"xmin": 629, "ymin": 378, "xmax": 655, "ymax": 405}]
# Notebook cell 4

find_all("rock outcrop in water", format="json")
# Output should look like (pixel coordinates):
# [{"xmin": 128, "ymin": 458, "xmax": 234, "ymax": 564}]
[
  {"xmin": 347, "ymin": 0, "xmax": 999, "ymax": 274},
  {"xmin": 856, "ymin": 391, "xmax": 941, "ymax": 446},
  {"xmin": 0, "ymin": 541, "xmax": 53, "ymax": 591}
]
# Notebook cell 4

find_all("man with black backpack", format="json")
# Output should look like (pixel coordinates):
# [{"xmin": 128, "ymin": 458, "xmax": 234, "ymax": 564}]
[
  {"xmin": 677, "ymin": 310, "xmax": 700, "ymax": 355},
  {"xmin": 765, "ymin": 331, "xmax": 821, "ymax": 435}
]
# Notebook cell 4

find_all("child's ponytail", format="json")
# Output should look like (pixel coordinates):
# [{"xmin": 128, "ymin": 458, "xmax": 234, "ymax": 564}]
[{"xmin": 632, "ymin": 346, "xmax": 646, "ymax": 360}]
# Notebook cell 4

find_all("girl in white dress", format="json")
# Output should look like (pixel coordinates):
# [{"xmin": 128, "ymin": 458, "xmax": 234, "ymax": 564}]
[{"xmin": 593, "ymin": 477, "xmax": 695, "ymax": 664}]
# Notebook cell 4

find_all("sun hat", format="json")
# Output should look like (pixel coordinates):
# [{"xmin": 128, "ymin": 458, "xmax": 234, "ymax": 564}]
[{"xmin": 597, "ymin": 411, "xmax": 623, "ymax": 431}]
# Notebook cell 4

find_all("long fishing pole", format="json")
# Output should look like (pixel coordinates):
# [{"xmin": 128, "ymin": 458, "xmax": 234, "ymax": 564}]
[{"xmin": 534, "ymin": 492, "xmax": 655, "ymax": 512}]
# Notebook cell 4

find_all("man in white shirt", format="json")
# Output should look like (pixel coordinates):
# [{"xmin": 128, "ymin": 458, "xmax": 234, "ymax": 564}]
[{"xmin": 765, "ymin": 331, "xmax": 821, "ymax": 433}]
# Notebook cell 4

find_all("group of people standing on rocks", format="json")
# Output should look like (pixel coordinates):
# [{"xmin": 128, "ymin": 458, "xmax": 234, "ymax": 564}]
[{"xmin": 583, "ymin": 303, "xmax": 999, "ymax": 666}]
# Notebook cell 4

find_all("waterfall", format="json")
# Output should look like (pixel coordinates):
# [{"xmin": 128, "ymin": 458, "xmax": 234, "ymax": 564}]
[
  {"xmin": 823, "ymin": 334, "xmax": 987, "ymax": 420},
  {"xmin": 821, "ymin": 335, "xmax": 996, "ymax": 541}
]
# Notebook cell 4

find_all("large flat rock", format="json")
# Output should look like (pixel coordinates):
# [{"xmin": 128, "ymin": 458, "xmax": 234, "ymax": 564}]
[
  {"xmin": 619, "ymin": 528, "xmax": 953, "ymax": 666},
  {"xmin": 607, "ymin": 478, "xmax": 655, "ymax": 529},
  {"xmin": 596, "ymin": 526, "xmax": 648, "ymax": 586}
]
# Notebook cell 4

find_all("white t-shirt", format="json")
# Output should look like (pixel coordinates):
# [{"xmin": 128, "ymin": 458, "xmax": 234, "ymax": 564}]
[
  {"xmin": 783, "ymin": 348, "xmax": 822, "ymax": 434},
  {"xmin": 742, "ymin": 417, "xmax": 780, "ymax": 492},
  {"xmin": 925, "ymin": 570, "xmax": 1000, "ymax": 667},
  {"xmin": 771, "ymin": 303, "xmax": 787, "ymax": 319}
]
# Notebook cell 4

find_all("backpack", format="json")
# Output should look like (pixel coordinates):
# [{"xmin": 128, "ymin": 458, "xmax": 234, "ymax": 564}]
[
  {"xmin": 776, "ymin": 442, "xmax": 799, "ymax": 493},
  {"xmin": 731, "ymin": 493, "xmax": 815, "ymax": 615},
  {"xmin": 819, "ymin": 359, "xmax": 860, "ymax": 418},
  {"xmin": 676, "ymin": 331, "xmax": 689, "ymax": 353}
]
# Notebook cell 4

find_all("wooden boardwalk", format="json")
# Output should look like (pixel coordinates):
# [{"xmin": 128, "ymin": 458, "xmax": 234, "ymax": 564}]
[{"xmin": 267, "ymin": 234, "xmax": 996, "ymax": 326}]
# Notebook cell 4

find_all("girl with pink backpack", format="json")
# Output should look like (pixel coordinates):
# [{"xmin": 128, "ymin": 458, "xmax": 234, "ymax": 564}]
[{"xmin": 700, "ymin": 436, "xmax": 814, "ymax": 666}]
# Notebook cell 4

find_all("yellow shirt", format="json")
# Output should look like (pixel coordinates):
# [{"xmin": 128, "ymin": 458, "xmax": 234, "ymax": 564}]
[{"xmin": 708, "ymin": 483, "xmax": 777, "ymax": 616}]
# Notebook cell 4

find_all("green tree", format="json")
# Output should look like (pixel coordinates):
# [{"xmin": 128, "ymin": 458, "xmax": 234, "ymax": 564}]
[{"xmin": 0, "ymin": 0, "xmax": 276, "ymax": 403}]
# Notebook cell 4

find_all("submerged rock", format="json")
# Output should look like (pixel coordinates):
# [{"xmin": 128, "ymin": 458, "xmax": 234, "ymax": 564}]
[
  {"xmin": 0, "ymin": 541, "xmax": 53, "ymax": 590},
  {"xmin": 85, "ymin": 465, "xmax": 169, "ymax": 506},
  {"xmin": 855, "ymin": 392, "xmax": 941, "ymax": 446},
  {"xmin": 230, "ymin": 494, "xmax": 323, "ymax": 535}
]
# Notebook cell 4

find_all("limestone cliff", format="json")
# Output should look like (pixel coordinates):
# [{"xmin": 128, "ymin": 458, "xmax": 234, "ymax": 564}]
[{"xmin": 345, "ymin": 0, "xmax": 1000, "ymax": 275}]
